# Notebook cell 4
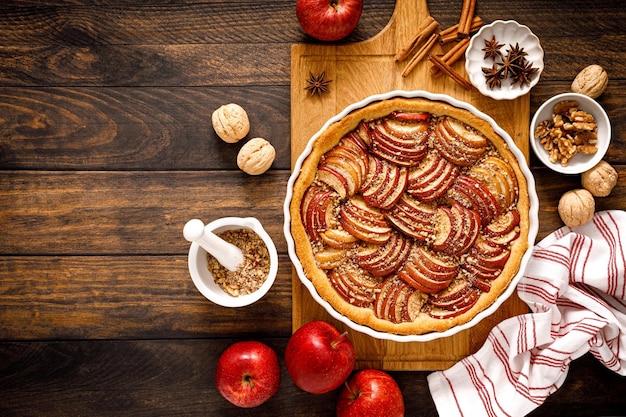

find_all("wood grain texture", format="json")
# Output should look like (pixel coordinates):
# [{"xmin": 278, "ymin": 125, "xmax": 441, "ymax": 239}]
[
  {"xmin": 0, "ymin": 171, "xmax": 289, "ymax": 255},
  {"xmin": 0, "ymin": 0, "xmax": 625, "ymax": 414},
  {"xmin": 0, "ymin": 87, "xmax": 291, "ymax": 170},
  {"xmin": 0, "ymin": 256, "xmax": 293, "ymax": 340},
  {"xmin": 0, "ymin": 340, "xmax": 624, "ymax": 417}
]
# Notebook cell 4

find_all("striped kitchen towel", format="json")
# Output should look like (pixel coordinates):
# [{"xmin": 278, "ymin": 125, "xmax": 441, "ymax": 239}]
[{"xmin": 428, "ymin": 210, "xmax": 626, "ymax": 417}]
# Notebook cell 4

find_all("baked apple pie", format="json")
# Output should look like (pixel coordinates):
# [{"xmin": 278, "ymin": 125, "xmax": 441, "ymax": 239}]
[{"xmin": 289, "ymin": 96, "xmax": 531, "ymax": 335}]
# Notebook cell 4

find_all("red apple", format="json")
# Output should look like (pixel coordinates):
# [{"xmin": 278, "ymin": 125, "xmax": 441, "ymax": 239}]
[
  {"xmin": 296, "ymin": 0, "xmax": 364, "ymax": 42},
  {"xmin": 336, "ymin": 369, "xmax": 405, "ymax": 417},
  {"xmin": 215, "ymin": 341, "xmax": 280, "ymax": 408},
  {"xmin": 285, "ymin": 320, "xmax": 355, "ymax": 394}
]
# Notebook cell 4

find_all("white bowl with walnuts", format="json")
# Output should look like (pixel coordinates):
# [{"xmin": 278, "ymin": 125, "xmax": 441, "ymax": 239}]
[{"xmin": 530, "ymin": 92, "xmax": 611, "ymax": 175}]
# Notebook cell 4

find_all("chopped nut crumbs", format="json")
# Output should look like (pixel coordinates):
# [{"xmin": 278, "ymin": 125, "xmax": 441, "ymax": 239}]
[{"xmin": 206, "ymin": 229, "xmax": 270, "ymax": 297}]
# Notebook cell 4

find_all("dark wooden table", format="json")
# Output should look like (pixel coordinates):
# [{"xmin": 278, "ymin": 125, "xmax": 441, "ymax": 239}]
[{"xmin": 1, "ymin": 1, "xmax": 625, "ymax": 415}]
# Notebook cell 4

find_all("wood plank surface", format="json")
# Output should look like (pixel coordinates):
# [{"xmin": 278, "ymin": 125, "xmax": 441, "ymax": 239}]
[
  {"xmin": 290, "ymin": 0, "xmax": 530, "ymax": 370},
  {"xmin": 0, "ymin": 339, "xmax": 621, "ymax": 417}
]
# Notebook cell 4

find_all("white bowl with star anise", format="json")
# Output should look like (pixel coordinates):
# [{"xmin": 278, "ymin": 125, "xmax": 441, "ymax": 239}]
[{"xmin": 465, "ymin": 20, "xmax": 544, "ymax": 100}]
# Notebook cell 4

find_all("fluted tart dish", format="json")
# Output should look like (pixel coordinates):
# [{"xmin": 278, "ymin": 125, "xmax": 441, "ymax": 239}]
[{"xmin": 284, "ymin": 91, "xmax": 538, "ymax": 341}]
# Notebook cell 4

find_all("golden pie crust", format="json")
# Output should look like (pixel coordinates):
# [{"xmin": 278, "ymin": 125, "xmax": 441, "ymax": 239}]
[{"xmin": 290, "ymin": 97, "xmax": 530, "ymax": 335}]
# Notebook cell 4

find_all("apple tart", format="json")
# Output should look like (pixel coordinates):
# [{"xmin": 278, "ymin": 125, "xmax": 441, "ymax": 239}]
[{"xmin": 289, "ymin": 97, "xmax": 531, "ymax": 335}]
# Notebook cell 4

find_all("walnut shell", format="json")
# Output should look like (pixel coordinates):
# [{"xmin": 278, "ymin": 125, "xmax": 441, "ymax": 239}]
[
  {"xmin": 571, "ymin": 64, "xmax": 608, "ymax": 99},
  {"xmin": 558, "ymin": 189, "xmax": 595, "ymax": 228},
  {"xmin": 237, "ymin": 137, "xmax": 275, "ymax": 175},
  {"xmin": 212, "ymin": 103, "xmax": 250, "ymax": 143},
  {"xmin": 581, "ymin": 160, "xmax": 618, "ymax": 197}
]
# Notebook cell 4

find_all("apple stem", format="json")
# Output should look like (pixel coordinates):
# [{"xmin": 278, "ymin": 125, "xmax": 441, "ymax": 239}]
[
  {"xmin": 344, "ymin": 380, "xmax": 361, "ymax": 401},
  {"xmin": 331, "ymin": 331, "xmax": 349, "ymax": 349},
  {"xmin": 242, "ymin": 373, "xmax": 255, "ymax": 389}
]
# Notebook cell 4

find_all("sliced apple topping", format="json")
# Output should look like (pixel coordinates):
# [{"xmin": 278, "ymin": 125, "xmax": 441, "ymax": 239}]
[
  {"xmin": 448, "ymin": 175, "xmax": 501, "ymax": 224},
  {"xmin": 360, "ymin": 156, "xmax": 408, "ymax": 209},
  {"xmin": 339, "ymin": 195, "xmax": 392, "ymax": 244},
  {"xmin": 433, "ymin": 117, "xmax": 488, "ymax": 166},
  {"xmin": 317, "ymin": 136, "xmax": 371, "ymax": 199},
  {"xmin": 374, "ymin": 277, "xmax": 427, "ymax": 324},
  {"xmin": 401, "ymin": 288, "xmax": 429, "ymax": 322},
  {"xmin": 314, "ymin": 247, "xmax": 350, "ymax": 270},
  {"xmin": 328, "ymin": 263, "xmax": 382, "ymax": 308},
  {"xmin": 398, "ymin": 246, "xmax": 459, "ymax": 294},
  {"xmin": 407, "ymin": 151, "xmax": 460, "ymax": 202},
  {"xmin": 367, "ymin": 120, "xmax": 429, "ymax": 167},
  {"xmin": 388, "ymin": 111, "xmax": 431, "ymax": 122},
  {"xmin": 320, "ymin": 228, "xmax": 360, "ymax": 249},
  {"xmin": 472, "ymin": 234, "xmax": 507, "ymax": 257},
  {"xmin": 427, "ymin": 278, "xmax": 481, "ymax": 319},
  {"xmin": 301, "ymin": 185, "xmax": 338, "ymax": 242},
  {"xmin": 353, "ymin": 121, "xmax": 373, "ymax": 147},
  {"xmin": 484, "ymin": 209, "xmax": 521, "ymax": 237},
  {"xmin": 384, "ymin": 193, "xmax": 436, "ymax": 242},
  {"xmin": 355, "ymin": 231, "xmax": 412, "ymax": 277},
  {"xmin": 443, "ymin": 117, "xmax": 488, "ymax": 150},
  {"xmin": 471, "ymin": 156, "xmax": 519, "ymax": 209},
  {"xmin": 380, "ymin": 117, "xmax": 430, "ymax": 141},
  {"xmin": 432, "ymin": 202, "xmax": 480, "ymax": 257},
  {"xmin": 462, "ymin": 259, "xmax": 501, "ymax": 281}
]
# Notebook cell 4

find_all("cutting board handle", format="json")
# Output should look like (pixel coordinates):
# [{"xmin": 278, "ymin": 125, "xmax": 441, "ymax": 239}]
[{"xmin": 364, "ymin": 0, "xmax": 432, "ymax": 51}]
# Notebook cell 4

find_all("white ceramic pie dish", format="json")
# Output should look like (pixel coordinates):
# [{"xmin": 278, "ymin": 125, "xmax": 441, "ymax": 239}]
[{"xmin": 283, "ymin": 90, "xmax": 539, "ymax": 342}]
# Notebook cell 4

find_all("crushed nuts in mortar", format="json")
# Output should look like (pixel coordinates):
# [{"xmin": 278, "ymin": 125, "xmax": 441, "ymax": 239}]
[{"xmin": 207, "ymin": 229, "xmax": 270, "ymax": 297}]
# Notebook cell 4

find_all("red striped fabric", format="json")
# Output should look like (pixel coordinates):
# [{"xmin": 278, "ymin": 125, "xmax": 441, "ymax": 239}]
[{"xmin": 428, "ymin": 210, "xmax": 626, "ymax": 417}]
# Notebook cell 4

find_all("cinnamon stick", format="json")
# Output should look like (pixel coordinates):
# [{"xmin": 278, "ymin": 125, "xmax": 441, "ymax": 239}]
[
  {"xmin": 428, "ymin": 54, "xmax": 472, "ymax": 90},
  {"xmin": 439, "ymin": 16, "xmax": 483, "ymax": 45},
  {"xmin": 431, "ymin": 37, "xmax": 471, "ymax": 78},
  {"xmin": 457, "ymin": 0, "xmax": 477, "ymax": 38},
  {"xmin": 395, "ymin": 16, "xmax": 439, "ymax": 62},
  {"xmin": 402, "ymin": 33, "xmax": 439, "ymax": 77}
]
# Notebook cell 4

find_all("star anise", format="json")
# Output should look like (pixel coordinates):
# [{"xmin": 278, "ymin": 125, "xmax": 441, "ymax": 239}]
[
  {"xmin": 481, "ymin": 35, "xmax": 504, "ymax": 60},
  {"xmin": 512, "ymin": 59, "xmax": 539, "ymax": 87},
  {"xmin": 482, "ymin": 64, "xmax": 505, "ymax": 89},
  {"xmin": 480, "ymin": 38, "xmax": 539, "ymax": 89},
  {"xmin": 506, "ymin": 42, "xmax": 528, "ymax": 63},
  {"xmin": 304, "ymin": 71, "xmax": 332, "ymax": 96},
  {"xmin": 498, "ymin": 51, "xmax": 524, "ymax": 79}
]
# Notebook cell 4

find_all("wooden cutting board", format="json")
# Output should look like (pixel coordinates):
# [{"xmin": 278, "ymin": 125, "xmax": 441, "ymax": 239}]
[{"xmin": 290, "ymin": 0, "xmax": 530, "ymax": 370}]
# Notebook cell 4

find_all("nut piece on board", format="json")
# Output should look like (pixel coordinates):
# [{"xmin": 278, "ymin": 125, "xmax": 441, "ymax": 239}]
[
  {"xmin": 581, "ymin": 160, "xmax": 618, "ymax": 197},
  {"xmin": 571, "ymin": 64, "xmax": 608, "ymax": 99},
  {"xmin": 212, "ymin": 103, "xmax": 250, "ymax": 143},
  {"xmin": 558, "ymin": 188, "xmax": 595, "ymax": 228},
  {"xmin": 237, "ymin": 138, "xmax": 276, "ymax": 175}
]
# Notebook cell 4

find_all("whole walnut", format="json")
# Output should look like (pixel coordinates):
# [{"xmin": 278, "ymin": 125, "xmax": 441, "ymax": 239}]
[
  {"xmin": 237, "ymin": 138, "xmax": 275, "ymax": 175},
  {"xmin": 581, "ymin": 160, "xmax": 618, "ymax": 197},
  {"xmin": 212, "ymin": 103, "xmax": 250, "ymax": 143},
  {"xmin": 571, "ymin": 64, "xmax": 608, "ymax": 99},
  {"xmin": 558, "ymin": 189, "xmax": 595, "ymax": 228}
]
